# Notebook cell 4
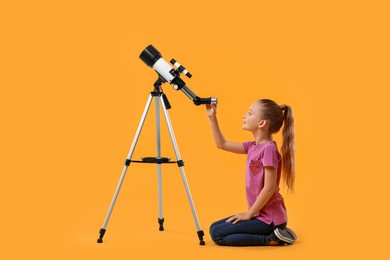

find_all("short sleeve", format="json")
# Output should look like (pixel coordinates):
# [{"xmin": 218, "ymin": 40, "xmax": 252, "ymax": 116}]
[
  {"xmin": 262, "ymin": 146, "xmax": 280, "ymax": 168},
  {"xmin": 243, "ymin": 141, "xmax": 255, "ymax": 153}
]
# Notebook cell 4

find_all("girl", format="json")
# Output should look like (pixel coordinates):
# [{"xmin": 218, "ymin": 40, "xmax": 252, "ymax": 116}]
[{"xmin": 206, "ymin": 99, "xmax": 297, "ymax": 246}]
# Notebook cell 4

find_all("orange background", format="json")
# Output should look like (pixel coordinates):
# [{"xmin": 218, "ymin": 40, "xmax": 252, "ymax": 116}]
[{"xmin": 1, "ymin": 1, "xmax": 389, "ymax": 259}]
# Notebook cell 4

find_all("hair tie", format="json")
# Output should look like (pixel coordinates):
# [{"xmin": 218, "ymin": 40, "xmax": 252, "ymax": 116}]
[{"xmin": 280, "ymin": 104, "xmax": 287, "ymax": 111}]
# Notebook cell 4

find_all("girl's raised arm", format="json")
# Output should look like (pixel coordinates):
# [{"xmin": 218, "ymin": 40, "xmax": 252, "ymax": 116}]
[{"xmin": 206, "ymin": 104, "xmax": 246, "ymax": 154}]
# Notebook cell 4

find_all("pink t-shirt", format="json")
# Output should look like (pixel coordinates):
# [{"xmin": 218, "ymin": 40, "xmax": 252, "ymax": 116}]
[{"xmin": 243, "ymin": 141, "xmax": 287, "ymax": 225}]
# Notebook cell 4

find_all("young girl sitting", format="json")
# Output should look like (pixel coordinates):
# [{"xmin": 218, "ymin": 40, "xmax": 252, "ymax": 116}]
[{"xmin": 206, "ymin": 99, "xmax": 297, "ymax": 246}]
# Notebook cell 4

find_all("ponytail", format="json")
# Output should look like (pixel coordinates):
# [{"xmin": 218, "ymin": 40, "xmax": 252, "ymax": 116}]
[
  {"xmin": 280, "ymin": 105, "xmax": 295, "ymax": 192},
  {"xmin": 258, "ymin": 100, "xmax": 296, "ymax": 192}
]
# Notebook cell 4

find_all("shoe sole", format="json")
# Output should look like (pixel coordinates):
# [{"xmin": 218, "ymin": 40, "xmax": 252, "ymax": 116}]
[
  {"xmin": 274, "ymin": 228, "xmax": 295, "ymax": 244},
  {"xmin": 285, "ymin": 227, "xmax": 297, "ymax": 240}
]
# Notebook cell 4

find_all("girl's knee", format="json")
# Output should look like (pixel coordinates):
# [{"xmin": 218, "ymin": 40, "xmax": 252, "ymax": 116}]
[{"xmin": 209, "ymin": 226, "xmax": 224, "ymax": 243}]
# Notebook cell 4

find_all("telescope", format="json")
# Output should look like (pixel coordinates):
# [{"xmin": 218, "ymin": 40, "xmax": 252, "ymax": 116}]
[
  {"xmin": 139, "ymin": 45, "xmax": 218, "ymax": 106},
  {"xmin": 96, "ymin": 44, "xmax": 210, "ymax": 245}
]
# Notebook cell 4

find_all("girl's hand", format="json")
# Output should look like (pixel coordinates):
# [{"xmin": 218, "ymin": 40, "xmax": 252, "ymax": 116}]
[
  {"xmin": 226, "ymin": 212, "xmax": 252, "ymax": 224},
  {"xmin": 206, "ymin": 103, "xmax": 217, "ymax": 117}
]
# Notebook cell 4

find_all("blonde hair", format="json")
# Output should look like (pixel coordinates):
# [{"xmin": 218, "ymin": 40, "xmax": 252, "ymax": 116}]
[{"xmin": 257, "ymin": 99, "xmax": 295, "ymax": 192}]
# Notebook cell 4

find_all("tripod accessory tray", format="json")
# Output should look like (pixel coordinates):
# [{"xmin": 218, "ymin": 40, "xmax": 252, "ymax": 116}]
[{"xmin": 138, "ymin": 157, "xmax": 175, "ymax": 164}]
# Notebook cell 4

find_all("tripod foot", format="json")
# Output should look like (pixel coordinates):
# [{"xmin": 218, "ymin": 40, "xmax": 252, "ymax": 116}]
[
  {"xmin": 97, "ymin": 228, "xmax": 106, "ymax": 243},
  {"xmin": 158, "ymin": 218, "xmax": 165, "ymax": 231},
  {"xmin": 197, "ymin": 230, "xmax": 205, "ymax": 246}
]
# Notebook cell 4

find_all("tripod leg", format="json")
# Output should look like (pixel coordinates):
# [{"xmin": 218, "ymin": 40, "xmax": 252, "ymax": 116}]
[
  {"xmin": 159, "ymin": 96, "xmax": 205, "ymax": 246},
  {"xmin": 155, "ymin": 97, "xmax": 164, "ymax": 231},
  {"xmin": 97, "ymin": 94, "xmax": 154, "ymax": 243},
  {"xmin": 157, "ymin": 163, "xmax": 164, "ymax": 231}
]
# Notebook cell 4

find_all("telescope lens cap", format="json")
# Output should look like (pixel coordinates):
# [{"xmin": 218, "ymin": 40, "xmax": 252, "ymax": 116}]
[{"xmin": 139, "ymin": 45, "xmax": 162, "ymax": 67}]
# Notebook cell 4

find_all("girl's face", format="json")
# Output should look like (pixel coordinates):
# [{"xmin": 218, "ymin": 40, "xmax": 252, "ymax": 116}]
[{"xmin": 242, "ymin": 102, "xmax": 264, "ymax": 131}]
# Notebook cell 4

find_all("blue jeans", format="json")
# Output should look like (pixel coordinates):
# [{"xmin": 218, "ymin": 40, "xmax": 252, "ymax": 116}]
[{"xmin": 209, "ymin": 216, "xmax": 287, "ymax": 246}]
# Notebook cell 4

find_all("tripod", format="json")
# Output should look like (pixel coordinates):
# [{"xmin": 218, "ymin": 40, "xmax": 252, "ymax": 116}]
[{"xmin": 97, "ymin": 78, "xmax": 205, "ymax": 245}]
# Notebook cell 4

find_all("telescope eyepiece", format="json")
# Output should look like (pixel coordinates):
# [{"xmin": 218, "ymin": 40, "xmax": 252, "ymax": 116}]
[{"xmin": 193, "ymin": 97, "xmax": 218, "ymax": 106}]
